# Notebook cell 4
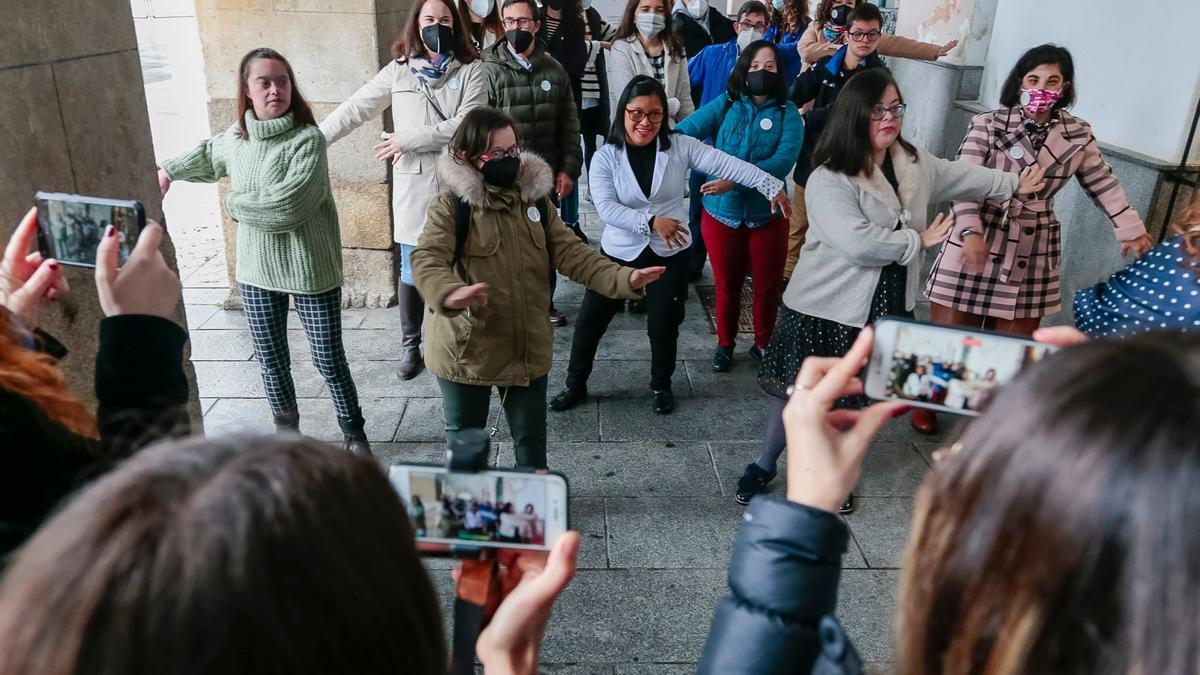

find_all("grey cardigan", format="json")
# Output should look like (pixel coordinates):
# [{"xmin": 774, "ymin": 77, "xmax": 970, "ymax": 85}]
[{"xmin": 784, "ymin": 143, "xmax": 1019, "ymax": 327}]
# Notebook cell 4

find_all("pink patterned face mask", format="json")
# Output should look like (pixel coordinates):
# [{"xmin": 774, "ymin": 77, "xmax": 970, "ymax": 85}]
[{"xmin": 1020, "ymin": 87, "xmax": 1062, "ymax": 114}]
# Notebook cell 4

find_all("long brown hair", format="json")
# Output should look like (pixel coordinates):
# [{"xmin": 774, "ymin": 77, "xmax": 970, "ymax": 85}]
[
  {"xmin": 235, "ymin": 48, "xmax": 317, "ymax": 140},
  {"xmin": 0, "ymin": 435, "xmax": 447, "ymax": 675},
  {"xmin": 896, "ymin": 333, "xmax": 1200, "ymax": 675},
  {"xmin": 613, "ymin": 0, "xmax": 685, "ymax": 59},
  {"xmin": 813, "ymin": 0, "xmax": 859, "ymax": 26},
  {"xmin": 392, "ymin": 0, "xmax": 479, "ymax": 63},
  {"xmin": 1175, "ymin": 199, "xmax": 1200, "ymax": 270},
  {"xmin": 778, "ymin": 0, "xmax": 810, "ymax": 35},
  {"xmin": 458, "ymin": 0, "xmax": 505, "ymax": 47},
  {"xmin": 0, "ymin": 312, "xmax": 95, "ymax": 438}
]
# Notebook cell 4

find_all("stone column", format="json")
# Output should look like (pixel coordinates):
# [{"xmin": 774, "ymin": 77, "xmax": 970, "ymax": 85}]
[
  {"xmin": 194, "ymin": 0, "xmax": 416, "ymax": 308},
  {"xmin": 0, "ymin": 0, "xmax": 201, "ymax": 415}
]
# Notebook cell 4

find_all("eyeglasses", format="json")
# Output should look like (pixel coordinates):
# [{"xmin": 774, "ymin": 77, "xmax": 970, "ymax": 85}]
[
  {"xmin": 870, "ymin": 103, "xmax": 906, "ymax": 120},
  {"xmin": 737, "ymin": 20, "xmax": 768, "ymax": 32},
  {"xmin": 476, "ymin": 145, "xmax": 521, "ymax": 161},
  {"xmin": 501, "ymin": 17, "xmax": 535, "ymax": 29},
  {"xmin": 847, "ymin": 30, "xmax": 882, "ymax": 42},
  {"xmin": 625, "ymin": 108, "xmax": 665, "ymax": 124}
]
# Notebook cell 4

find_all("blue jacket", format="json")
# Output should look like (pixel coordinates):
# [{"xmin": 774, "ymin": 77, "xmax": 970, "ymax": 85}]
[
  {"xmin": 676, "ymin": 94, "xmax": 803, "ymax": 227},
  {"xmin": 763, "ymin": 23, "xmax": 806, "ymax": 82},
  {"xmin": 687, "ymin": 39, "xmax": 740, "ymax": 109}
]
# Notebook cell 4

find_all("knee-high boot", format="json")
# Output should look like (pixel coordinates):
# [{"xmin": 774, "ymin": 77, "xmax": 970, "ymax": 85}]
[{"xmin": 397, "ymin": 282, "xmax": 425, "ymax": 380}]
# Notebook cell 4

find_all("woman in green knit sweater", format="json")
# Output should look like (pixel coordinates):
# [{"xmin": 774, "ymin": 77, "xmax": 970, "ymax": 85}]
[{"xmin": 158, "ymin": 48, "xmax": 372, "ymax": 456}]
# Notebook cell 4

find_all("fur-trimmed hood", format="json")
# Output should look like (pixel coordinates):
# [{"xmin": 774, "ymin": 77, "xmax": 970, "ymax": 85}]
[
  {"xmin": 849, "ymin": 142, "xmax": 924, "ymax": 227},
  {"xmin": 436, "ymin": 150, "xmax": 554, "ymax": 207}
]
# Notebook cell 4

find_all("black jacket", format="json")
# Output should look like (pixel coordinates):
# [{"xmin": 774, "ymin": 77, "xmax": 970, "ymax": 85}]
[
  {"xmin": 539, "ymin": 5, "xmax": 588, "ymax": 106},
  {"xmin": 672, "ymin": 8, "xmax": 735, "ymax": 59},
  {"xmin": 789, "ymin": 49, "xmax": 888, "ymax": 185},
  {"xmin": 697, "ymin": 497, "xmax": 864, "ymax": 675},
  {"xmin": 0, "ymin": 314, "xmax": 190, "ymax": 559}
]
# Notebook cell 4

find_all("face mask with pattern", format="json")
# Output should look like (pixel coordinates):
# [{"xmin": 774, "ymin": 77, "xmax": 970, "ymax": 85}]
[{"xmin": 1020, "ymin": 87, "xmax": 1063, "ymax": 114}]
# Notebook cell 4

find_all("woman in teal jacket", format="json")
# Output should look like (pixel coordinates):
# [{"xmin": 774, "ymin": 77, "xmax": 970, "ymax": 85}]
[{"xmin": 677, "ymin": 40, "xmax": 802, "ymax": 372}]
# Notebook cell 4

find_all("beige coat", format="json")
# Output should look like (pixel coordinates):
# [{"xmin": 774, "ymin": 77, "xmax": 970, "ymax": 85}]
[
  {"xmin": 606, "ymin": 36, "xmax": 694, "ymax": 122},
  {"xmin": 412, "ymin": 152, "xmax": 640, "ymax": 387},
  {"xmin": 797, "ymin": 22, "xmax": 941, "ymax": 70},
  {"xmin": 320, "ymin": 58, "xmax": 487, "ymax": 245}
]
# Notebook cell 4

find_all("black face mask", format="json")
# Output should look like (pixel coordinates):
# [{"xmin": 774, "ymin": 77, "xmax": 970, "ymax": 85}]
[
  {"xmin": 505, "ymin": 28, "xmax": 534, "ymax": 53},
  {"xmin": 421, "ymin": 24, "xmax": 455, "ymax": 56},
  {"xmin": 745, "ymin": 70, "xmax": 777, "ymax": 96},
  {"xmin": 829, "ymin": 4, "xmax": 851, "ymax": 26},
  {"xmin": 480, "ymin": 156, "xmax": 521, "ymax": 188}
]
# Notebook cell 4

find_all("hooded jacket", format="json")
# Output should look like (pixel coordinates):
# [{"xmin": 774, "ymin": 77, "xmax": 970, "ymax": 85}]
[{"xmin": 411, "ymin": 152, "xmax": 639, "ymax": 387}]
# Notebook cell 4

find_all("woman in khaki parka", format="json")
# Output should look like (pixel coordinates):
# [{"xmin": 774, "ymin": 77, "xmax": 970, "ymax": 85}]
[{"xmin": 412, "ymin": 107, "xmax": 664, "ymax": 469}]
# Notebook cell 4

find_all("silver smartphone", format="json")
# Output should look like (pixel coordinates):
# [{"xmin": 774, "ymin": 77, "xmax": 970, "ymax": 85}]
[
  {"xmin": 35, "ymin": 192, "xmax": 145, "ymax": 268},
  {"xmin": 387, "ymin": 465, "xmax": 569, "ymax": 553},
  {"xmin": 864, "ymin": 318, "xmax": 1055, "ymax": 416}
]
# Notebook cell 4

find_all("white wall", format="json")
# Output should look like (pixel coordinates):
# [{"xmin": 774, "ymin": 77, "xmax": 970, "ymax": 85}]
[
  {"xmin": 979, "ymin": 0, "xmax": 1200, "ymax": 163},
  {"xmin": 894, "ymin": 0, "xmax": 997, "ymax": 66}
]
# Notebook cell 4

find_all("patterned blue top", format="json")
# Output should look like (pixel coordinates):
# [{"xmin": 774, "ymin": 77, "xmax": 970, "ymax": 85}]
[{"xmin": 1074, "ymin": 235, "xmax": 1200, "ymax": 338}]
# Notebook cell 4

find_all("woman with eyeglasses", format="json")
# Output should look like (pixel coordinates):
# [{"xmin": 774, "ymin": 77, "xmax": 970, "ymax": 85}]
[
  {"xmin": 607, "ymin": 0, "xmax": 693, "ymax": 124},
  {"xmin": 738, "ymin": 69, "xmax": 1044, "ymax": 511},
  {"xmin": 411, "ymin": 107, "xmax": 662, "ymax": 470},
  {"xmin": 549, "ymin": 76, "xmax": 791, "ymax": 416},
  {"xmin": 798, "ymin": 0, "xmax": 954, "ymax": 71}
]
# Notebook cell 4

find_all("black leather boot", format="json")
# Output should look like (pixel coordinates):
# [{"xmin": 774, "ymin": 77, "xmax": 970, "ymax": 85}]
[
  {"xmin": 397, "ymin": 282, "xmax": 425, "ymax": 381},
  {"xmin": 274, "ymin": 410, "xmax": 300, "ymax": 434},
  {"xmin": 338, "ymin": 415, "xmax": 374, "ymax": 458}
]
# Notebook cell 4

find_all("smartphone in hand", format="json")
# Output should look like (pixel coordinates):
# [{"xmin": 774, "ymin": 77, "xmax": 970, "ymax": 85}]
[
  {"xmin": 864, "ymin": 318, "xmax": 1054, "ymax": 416},
  {"xmin": 388, "ymin": 464, "xmax": 569, "ymax": 555},
  {"xmin": 35, "ymin": 192, "xmax": 145, "ymax": 268}
]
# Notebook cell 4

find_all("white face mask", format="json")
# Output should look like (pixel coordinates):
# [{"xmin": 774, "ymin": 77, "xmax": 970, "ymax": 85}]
[
  {"xmin": 636, "ymin": 12, "xmax": 666, "ymax": 38},
  {"xmin": 685, "ymin": 0, "xmax": 708, "ymax": 19},
  {"xmin": 581, "ymin": 0, "xmax": 592, "ymax": 8},
  {"xmin": 468, "ymin": 0, "xmax": 494, "ymax": 18},
  {"xmin": 736, "ymin": 27, "xmax": 763, "ymax": 51}
]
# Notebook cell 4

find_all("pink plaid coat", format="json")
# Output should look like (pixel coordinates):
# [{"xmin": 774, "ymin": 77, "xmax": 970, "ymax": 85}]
[{"xmin": 925, "ymin": 107, "xmax": 1147, "ymax": 319}]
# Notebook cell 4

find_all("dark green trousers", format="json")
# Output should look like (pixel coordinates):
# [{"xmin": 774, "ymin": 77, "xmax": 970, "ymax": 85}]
[{"xmin": 436, "ymin": 376, "xmax": 548, "ymax": 469}]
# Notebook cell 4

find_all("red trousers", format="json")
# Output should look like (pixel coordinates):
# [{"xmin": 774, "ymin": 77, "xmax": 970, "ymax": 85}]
[{"xmin": 701, "ymin": 210, "xmax": 788, "ymax": 349}]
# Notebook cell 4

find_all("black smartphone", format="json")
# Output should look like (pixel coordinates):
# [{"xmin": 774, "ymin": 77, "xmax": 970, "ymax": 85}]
[
  {"xmin": 34, "ymin": 192, "xmax": 145, "ymax": 268},
  {"xmin": 387, "ymin": 464, "xmax": 569, "ymax": 555},
  {"xmin": 864, "ymin": 318, "xmax": 1055, "ymax": 416}
]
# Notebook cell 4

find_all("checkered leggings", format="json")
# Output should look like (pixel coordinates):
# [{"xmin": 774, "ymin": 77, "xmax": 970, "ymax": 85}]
[{"xmin": 240, "ymin": 283, "xmax": 362, "ymax": 422}]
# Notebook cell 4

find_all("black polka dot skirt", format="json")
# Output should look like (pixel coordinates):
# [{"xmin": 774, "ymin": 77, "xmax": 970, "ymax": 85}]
[{"xmin": 759, "ymin": 262, "xmax": 911, "ymax": 408}]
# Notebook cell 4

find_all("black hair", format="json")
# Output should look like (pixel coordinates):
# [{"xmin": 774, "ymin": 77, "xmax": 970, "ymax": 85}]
[
  {"xmin": 811, "ymin": 68, "xmax": 917, "ymax": 176},
  {"xmin": 846, "ymin": 1, "xmax": 882, "ymax": 28},
  {"xmin": 726, "ymin": 40, "xmax": 789, "ymax": 103},
  {"xmin": 999, "ymin": 43, "xmax": 1076, "ymax": 110},
  {"xmin": 501, "ymin": 0, "xmax": 539, "ymax": 17},
  {"xmin": 736, "ymin": 0, "xmax": 769, "ymax": 21},
  {"xmin": 450, "ymin": 106, "xmax": 519, "ymax": 162},
  {"xmin": 605, "ymin": 75, "xmax": 673, "ymax": 150}
]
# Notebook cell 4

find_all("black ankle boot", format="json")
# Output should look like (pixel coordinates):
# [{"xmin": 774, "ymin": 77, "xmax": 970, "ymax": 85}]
[
  {"xmin": 338, "ymin": 415, "xmax": 374, "ymax": 458},
  {"xmin": 274, "ymin": 410, "xmax": 300, "ymax": 434}
]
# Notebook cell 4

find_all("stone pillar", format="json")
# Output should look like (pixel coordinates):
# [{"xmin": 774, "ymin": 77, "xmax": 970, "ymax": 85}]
[
  {"xmin": 194, "ymin": 0, "xmax": 416, "ymax": 309},
  {"xmin": 0, "ymin": 0, "xmax": 201, "ymax": 415}
]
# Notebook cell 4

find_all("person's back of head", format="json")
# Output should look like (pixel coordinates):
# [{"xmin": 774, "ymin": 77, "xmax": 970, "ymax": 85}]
[
  {"xmin": 0, "ymin": 435, "xmax": 446, "ymax": 675},
  {"xmin": 897, "ymin": 332, "xmax": 1200, "ymax": 674}
]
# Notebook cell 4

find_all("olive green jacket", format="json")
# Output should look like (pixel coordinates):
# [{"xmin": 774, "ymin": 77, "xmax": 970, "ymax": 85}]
[{"xmin": 413, "ymin": 152, "xmax": 639, "ymax": 387}]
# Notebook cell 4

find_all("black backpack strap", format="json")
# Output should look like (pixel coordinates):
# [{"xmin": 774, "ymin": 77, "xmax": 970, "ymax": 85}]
[{"xmin": 451, "ymin": 194, "xmax": 471, "ymax": 268}]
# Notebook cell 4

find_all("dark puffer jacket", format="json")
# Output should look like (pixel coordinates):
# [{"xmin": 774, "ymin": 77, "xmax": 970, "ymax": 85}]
[
  {"xmin": 697, "ymin": 496, "xmax": 865, "ymax": 675},
  {"xmin": 482, "ymin": 40, "xmax": 583, "ymax": 179}
]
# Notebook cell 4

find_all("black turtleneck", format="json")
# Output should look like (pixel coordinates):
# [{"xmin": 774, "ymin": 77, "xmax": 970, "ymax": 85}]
[{"xmin": 626, "ymin": 140, "xmax": 657, "ymax": 198}]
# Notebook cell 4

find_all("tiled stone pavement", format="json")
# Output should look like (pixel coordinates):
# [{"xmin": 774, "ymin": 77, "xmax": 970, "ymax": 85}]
[{"xmin": 183, "ymin": 202, "xmax": 955, "ymax": 673}]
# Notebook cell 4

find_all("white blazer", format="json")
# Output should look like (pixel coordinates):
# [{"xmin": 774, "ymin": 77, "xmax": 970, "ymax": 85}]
[{"xmin": 589, "ymin": 134, "xmax": 784, "ymax": 260}]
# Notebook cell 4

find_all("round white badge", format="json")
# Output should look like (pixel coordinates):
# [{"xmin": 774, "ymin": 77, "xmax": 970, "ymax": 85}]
[
  {"xmin": 1008, "ymin": 146, "xmax": 1025, "ymax": 160},
  {"xmin": 448, "ymin": 77, "xmax": 461, "ymax": 90},
  {"xmin": 760, "ymin": 118, "xmax": 773, "ymax": 131},
  {"xmin": 527, "ymin": 206, "xmax": 541, "ymax": 222},
  {"xmin": 541, "ymin": 79, "xmax": 552, "ymax": 92}
]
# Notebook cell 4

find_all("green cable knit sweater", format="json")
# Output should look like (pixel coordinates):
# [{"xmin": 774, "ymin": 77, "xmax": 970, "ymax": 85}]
[{"xmin": 161, "ymin": 111, "xmax": 343, "ymax": 294}]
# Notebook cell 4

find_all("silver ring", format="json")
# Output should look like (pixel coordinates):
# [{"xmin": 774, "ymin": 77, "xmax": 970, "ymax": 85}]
[{"xmin": 786, "ymin": 383, "xmax": 811, "ymax": 396}]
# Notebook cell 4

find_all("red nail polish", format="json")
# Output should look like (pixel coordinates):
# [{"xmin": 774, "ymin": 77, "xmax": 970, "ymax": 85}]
[
  {"xmin": 49, "ymin": 262, "xmax": 59, "ymax": 270},
  {"xmin": 105, "ymin": 225, "xmax": 116, "ymax": 238}
]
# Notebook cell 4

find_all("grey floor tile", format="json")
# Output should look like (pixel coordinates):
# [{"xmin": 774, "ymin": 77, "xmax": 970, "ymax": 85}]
[
  {"xmin": 394, "ymin": 397, "xmax": 447, "ymax": 442},
  {"xmin": 193, "ymin": 360, "xmax": 326, "ymax": 398},
  {"xmin": 182, "ymin": 287, "xmax": 229, "ymax": 305},
  {"xmin": 539, "ymin": 569, "xmax": 726, "ymax": 664},
  {"xmin": 605, "ymin": 497, "xmax": 739, "ymax": 569},
  {"xmin": 500, "ymin": 399, "xmax": 600, "ymax": 444},
  {"xmin": 548, "ymin": 359, "xmax": 694, "ymax": 398},
  {"xmin": 294, "ymin": 396, "xmax": 405, "ymax": 443},
  {"xmin": 539, "ymin": 666, "xmax": 615, "ymax": 675},
  {"xmin": 684, "ymin": 359, "xmax": 768, "ymax": 399},
  {"xmin": 499, "ymin": 442, "xmax": 721, "ymax": 498},
  {"xmin": 845, "ymin": 497, "xmax": 915, "ymax": 569},
  {"xmin": 615, "ymin": 665, "xmax": 697, "ymax": 674},
  {"xmin": 599, "ymin": 397, "xmax": 767, "ymax": 442},
  {"xmin": 188, "ymin": 329, "xmax": 254, "ymax": 361},
  {"xmin": 202, "ymin": 397, "xmax": 276, "ymax": 436},
  {"xmin": 354, "ymin": 307, "xmax": 404, "ymax": 329},
  {"xmin": 854, "ymin": 442, "xmax": 930, "ymax": 497},
  {"xmin": 199, "ymin": 397, "xmax": 217, "ymax": 415},
  {"xmin": 287, "ymin": 328, "xmax": 402, "ymax": 361},
  {"xmin": 708, "ymin": 440, "xmax": 783, "ymax": 499},
  {"xmin": 837, "ymin": 570, "xmax": 900, "ymax": 663},
  {"xmin": 571, "ymin": 497, "xmax": 608, "ymax": 570},
  {"xmin": 351, "ymin": 360, "xmax": 443, "ymax": 399},
  {"xmin": 864, "ymin": 663, "xmax": 894, "ymax": 675},
  {"xmin": 184, "ymin": 303, "xmax": 219, "ymax": 329},
  {"xmin": 372, "ymin": 441, "xmax": 450, "ymax": 468},
  {"xmin": 196, "ymin": 308, "xmax": 245, "ymax": 330}
]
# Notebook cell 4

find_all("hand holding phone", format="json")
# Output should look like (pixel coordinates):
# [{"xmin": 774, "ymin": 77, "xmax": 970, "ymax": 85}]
[
  {"xmin": 35, "ymin": 192, "xmax": 145, "ymax": 269},
  {"xmin": 95, "ymin": 221, "xmax": 182, "ymax": 320},
  {"xmin": 1, "ymin": 207, "xmax": 70, "ymax": 329}
]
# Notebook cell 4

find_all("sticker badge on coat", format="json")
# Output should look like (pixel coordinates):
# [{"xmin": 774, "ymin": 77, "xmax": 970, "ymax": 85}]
[
  {"xmin": 540, "ymin": 79, "xmax": 552, "ymax": 92},
  {"xmin": 448, "ymin": 77, "xmax": 461, "ymax": 90},
  {"xmin": 1008, "ymin": 146, "xmax": 1025, "ymax": 160},
  {"xmin": 527, "ymin": 206, "xmax": 541, "ymax": 222},
  {"xmin": 760, "ymin": 118, "xmax": 773, "ymax": 131}
]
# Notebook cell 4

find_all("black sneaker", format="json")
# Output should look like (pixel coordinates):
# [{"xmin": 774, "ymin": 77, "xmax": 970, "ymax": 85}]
[
  {"xmin": 839, "ymin": 494, "xmax": 856, "ymax": 515},
  {"xmin": 651, "ymin": 388, "xmax": 675, "ymax": 414},
  {"xmin": 549, "ymin": 307, "xmax": 568, "ymax": 327},
  {"xmin": 748, "ymin": 346, "xmax": 764, "ymax": 363},
  {"xmin": 711, "ymin": 346, "xmax": 734, "ymax": 372},
  {"xmin": 735, "ymin": 463, "xmax": 775, "ymax": 505},
  {"xmin": 549, "ymin": 386, "xmax": 587, "ymax": 412}
]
